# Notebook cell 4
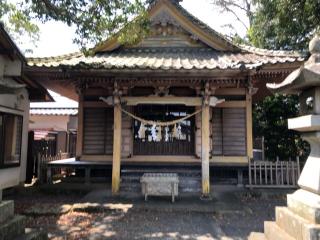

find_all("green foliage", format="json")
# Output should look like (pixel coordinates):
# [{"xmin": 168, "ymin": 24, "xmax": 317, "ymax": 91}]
[
  {"xmin": 0, "ymin": 0, "xmax": 149, "ymax": 51},
  {"xmin": 26, "ymin": 0, "xmax": 148, "ymax": 50},
  {"xmin": 0, "ymin": 1, "xmax": 39, "ymax": 52},
  {"xmin": 253, "ymin": 94, "xmax": 309, "ymax": 160},
  {"xmin": 249, "ymin": 0, "xmax": 320, "ymax": 51}
]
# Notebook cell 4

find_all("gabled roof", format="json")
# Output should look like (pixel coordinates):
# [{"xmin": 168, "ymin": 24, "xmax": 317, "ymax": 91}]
[
  {"xmin": 94, "ymin": 0, "xmax": 240, "ymax": 53},
  {"xmin": 26, "ymin": 0, "xmax": 305, "ymax": 72}
]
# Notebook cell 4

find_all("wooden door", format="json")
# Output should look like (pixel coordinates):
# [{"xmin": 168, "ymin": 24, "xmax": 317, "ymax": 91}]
[{"xmin": 133, "ymin": 105, "xmax": 195, "ymax": 155}]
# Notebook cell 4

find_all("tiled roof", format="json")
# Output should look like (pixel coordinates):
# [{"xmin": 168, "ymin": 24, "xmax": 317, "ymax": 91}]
[
  {"xmin": 30, "ymin": 108, "xmax": 78, "ymax": 116},
  {"xmin": 27, "ymin": 47, "xmax": 304, "ymax": 70}
]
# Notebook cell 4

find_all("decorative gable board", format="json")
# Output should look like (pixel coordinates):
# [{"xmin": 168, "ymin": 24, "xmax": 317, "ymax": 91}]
[{"xmin": 95, "ymin": 0, "xmax": 239, "ymax": 53}]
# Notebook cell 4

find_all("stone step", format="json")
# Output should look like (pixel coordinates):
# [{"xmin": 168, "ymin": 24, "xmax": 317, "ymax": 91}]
[
  {"xmin": 287, "ymin": 189, "xmax": 320, "ymax": 224},
  {"xmin": 14, "ymin": 228, "xmax": 48, "ymax": 240},
  {"xmin": 0, "ymin": 201, "xmax": 14, "ymax": 224},
  {"xmin": 248, "ymin": 232, "xmax": 267, "ymax": 240},
  {"xmin": 264, "ymin": 221, "xmax": 294, "ymax": 240},
  {"xmin": 0, "ymin": 215, "xmax": 26, "ymax": 240},
  {"xmin": 276, "ymin": 207, "xmax": 320, "ymax": 240}
]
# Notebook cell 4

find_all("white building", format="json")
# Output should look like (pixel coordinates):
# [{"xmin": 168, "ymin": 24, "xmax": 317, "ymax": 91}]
[{"xmin": 0, "ymin": 24, "xmax": 51, "ymax": 200}]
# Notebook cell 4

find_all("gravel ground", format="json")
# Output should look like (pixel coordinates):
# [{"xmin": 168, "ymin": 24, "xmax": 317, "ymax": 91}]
[{"xmin": 4, "ymin": 185, "xmax": 292, "ymax": 240}]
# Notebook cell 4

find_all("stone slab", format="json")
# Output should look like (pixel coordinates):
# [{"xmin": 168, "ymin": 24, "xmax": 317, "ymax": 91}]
[
  {"xmin": 288, "ymin": 115, "xmax": 320, "ymax": 132},
  {"xmin": 248, "ymin": 232, "xmax": 267, "ymax": 240},
  {"xmin": 287, "ymin": 189, "xmax": 320, "ymax": 224},
  {"xmin": 264, "ymin": 221, "xmax": 294, "ymax": 240},
  {"xmin": 0, "ymin": 200, "xmax": 14, "ymax": 224},
  {"xmin": 0, "ymin": 215, "xmax": 26, "ymax": 240},
  {"xmin": 276, "ymin": 207, "xmax": 320, "ymax": 240}
]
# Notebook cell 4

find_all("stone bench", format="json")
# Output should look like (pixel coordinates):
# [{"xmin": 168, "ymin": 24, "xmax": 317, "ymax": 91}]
[{"xmin": 140, "ymin": 173, "xmax": 179, "ymax": 202}]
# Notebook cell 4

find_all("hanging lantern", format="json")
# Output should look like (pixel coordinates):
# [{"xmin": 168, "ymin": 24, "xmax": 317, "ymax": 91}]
[{"xmin": 138, "ymin": 122, "xmax": 146, "ymax": 139}]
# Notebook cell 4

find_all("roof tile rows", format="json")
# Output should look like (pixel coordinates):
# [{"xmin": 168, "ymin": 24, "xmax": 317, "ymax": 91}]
[{"xmin": 27, "ymin": 48, "xmax": 305, "ymax": 70}]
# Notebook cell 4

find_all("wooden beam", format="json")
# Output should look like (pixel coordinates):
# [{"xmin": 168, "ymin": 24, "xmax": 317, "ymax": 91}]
[
  {"xmin": 246, "ymin": 91, "xmax": 253, "ymax": 159},
  {"xmin": 84, "ymin": 99, "xmax": 245, "ymax": 108},
  {"xmin": 76, "ymin": 93, "xmax": 84, "ymax": 158},
  {"xmin": 215, "ymin": 101, "xmax": 246, "ymax": 108},
  {"xmin": 112, "ymin": 97, "xmax": 122, "ymax": 195},
  {"xmin": 123, "ymin": 96, "xmax": 203, "ymax": 106},
  {"xmin": 215, "ymin": 88, "xmax": 246, "ymax": 95},
  {"xmin": 201, "ymin": 102, "xmax": 211, "ymax": 197}
]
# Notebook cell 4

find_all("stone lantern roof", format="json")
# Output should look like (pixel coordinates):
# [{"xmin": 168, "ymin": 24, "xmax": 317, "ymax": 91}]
[{"xmin": 267, "ymin": 35, "xmax": 320, "ymax": 94}]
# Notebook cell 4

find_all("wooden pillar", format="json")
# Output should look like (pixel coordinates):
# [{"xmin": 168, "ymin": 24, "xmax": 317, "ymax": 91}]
[
  {"xmin": 201, "ymin": 102, "xmax": 210, "ymax": 197},
  {"xmin": 112, "ymin": 96, "xmax": 122, "ymax": 194},
  {"xmin": 76, "ymin": 93, "xmax": 84, "ymax": 159},
  {"xmin": 246, "ymin": 90, "xmax": 253, "ymax": 159}
]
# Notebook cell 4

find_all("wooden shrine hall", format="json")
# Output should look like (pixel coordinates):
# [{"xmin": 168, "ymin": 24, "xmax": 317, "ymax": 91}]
[{"xmin": 25, "ymin": 0, "xmax": 304, "ymax": 197}]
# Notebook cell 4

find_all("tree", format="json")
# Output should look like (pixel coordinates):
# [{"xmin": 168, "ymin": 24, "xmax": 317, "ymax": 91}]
[
  {"xmin": 0, "ymin": 0, "xmax": 148, "ymax": 51},
  {"xmin": 253, "ymin": 94, "xmax": 309, "ymax": 160},
  {"xmin": 0, "ymin": 1, "xmax": 39, "ymax": 52},
  {"xmin": 249, "ymin": 0, "xmax": 320, "ymax": 51}
]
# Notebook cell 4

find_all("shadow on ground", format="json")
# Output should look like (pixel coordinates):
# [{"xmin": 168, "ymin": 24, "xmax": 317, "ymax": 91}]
[{"xmin": 4, "ymin": 183, "xmax": 293, "ymax": 240}]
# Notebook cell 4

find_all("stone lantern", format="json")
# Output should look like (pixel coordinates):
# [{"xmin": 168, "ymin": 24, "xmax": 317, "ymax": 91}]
[{"xmin": 249, "ymin": 36, "xmax": 320, "ymax": 239}]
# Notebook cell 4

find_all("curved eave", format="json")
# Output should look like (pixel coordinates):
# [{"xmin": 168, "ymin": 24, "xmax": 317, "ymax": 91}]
[{"xmin": 267, "ymin": 67, "xmax": 320, "ymax": 94}]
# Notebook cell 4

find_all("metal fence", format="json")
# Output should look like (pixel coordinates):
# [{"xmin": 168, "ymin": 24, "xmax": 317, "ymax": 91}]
[{"xmin": 247, "ymin": 157, "xmax": 302, "ymax": 188}]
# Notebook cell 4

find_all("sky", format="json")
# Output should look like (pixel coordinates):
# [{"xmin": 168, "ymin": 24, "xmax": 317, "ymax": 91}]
[{"xmin": 23, "ymin": 0, "xmax": 248, "ymax": 57}]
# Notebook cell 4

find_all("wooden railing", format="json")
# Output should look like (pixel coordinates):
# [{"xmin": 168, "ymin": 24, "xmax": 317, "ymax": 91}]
[
  {"xmin": 37, "ymin": 152, "xmax": 69, "ymax": 183},
  {"xmin": 247, "ymin": 157, "xmax": 302, "ymax": 188}
]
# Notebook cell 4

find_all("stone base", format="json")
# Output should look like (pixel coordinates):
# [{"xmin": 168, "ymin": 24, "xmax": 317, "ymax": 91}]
[
  {"xmin": 0, "ymin": 215, "xmax": 26, "ymax": 240},
  {"xmin": 0, "ymin": 200, "xmax": 48, "ymax": 240},
  {"xmin": 248, "ymin": 232, "xmax": 267, "ymax": 240},
  {"xmin": 0, "ymin": 201, "xmax": 14, "ymax": 224},
  {"xmin": 249, "ymin": 189, "xmax": 320, "ymax": 240},
  {"xmin": 287, "ymin": 189, "xmax": 320, "ymax": 224}
]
